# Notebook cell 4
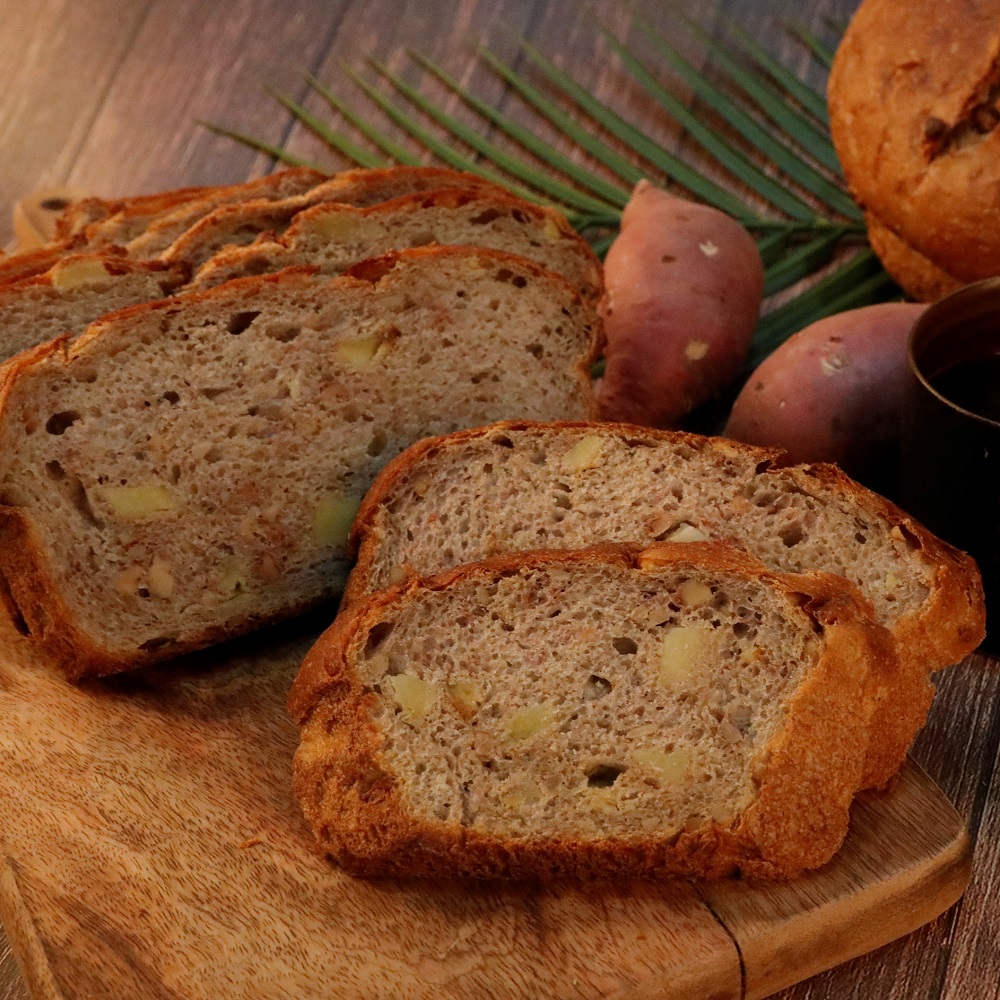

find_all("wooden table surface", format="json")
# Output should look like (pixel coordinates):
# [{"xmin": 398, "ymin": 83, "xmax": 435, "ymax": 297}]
[{"xmin": 0, "ymin": 0, "xmax": 997, "ymax": 997}]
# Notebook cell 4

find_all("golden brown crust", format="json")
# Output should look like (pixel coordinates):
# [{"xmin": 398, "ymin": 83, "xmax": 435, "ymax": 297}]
[
  {"xmin": 829, "ymin": 0, "xmax": 1000, "ymax": 281},
  {"xmin": 0, "ymin": 250, "xmax": 189, "ymax": 295},
  {"xmin": 865, "ymin": 213, "xmax": 964, "ymax": 303},
  {"xmin": 290, "ymin": 542, "xmax": 887, "ymax": 880},
  {"xmin": 0, "ymin": 239, "xmax": 86, "ymax": 286},
  {"xmin": 0, "ymin": 252, "xmax": 599, "ymax": 680},
  {"xmin": 343, "ymin": 420, "xmax": 984, "ymax": 788}
]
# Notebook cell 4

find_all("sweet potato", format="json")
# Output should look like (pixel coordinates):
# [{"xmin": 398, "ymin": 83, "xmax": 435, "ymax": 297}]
[
  {"xmin": 725, "ymin": 302, "xmax": 927, "ymax": 480},
  {"xmin": 599, "ymin": 180, "xmax": 764, "ymax": 426}
]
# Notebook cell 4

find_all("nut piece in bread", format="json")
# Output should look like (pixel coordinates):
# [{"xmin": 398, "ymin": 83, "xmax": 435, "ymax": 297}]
[
  {"xmin": 289, "ymin": 542, "xmax": 896, "ymax": 881},
  {"xmin": 0, "ymin": 249, "xmax": 601, "ymax": 680}
]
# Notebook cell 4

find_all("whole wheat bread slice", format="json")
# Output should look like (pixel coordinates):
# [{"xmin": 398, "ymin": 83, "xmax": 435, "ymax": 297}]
[
  {"xmin": 0, "ymin": 252, "xmax": 187, "ymax": 366},
  {"xmin": 289, "ymin": 541, "xmax": 895, "ymax": 880},
  {"xmin": 185, "ymin": 187, "xmax": 602, "ymax": 295},
  {"xmin": 3, "ymin": 169, "xmax": 328, "ymax": 286},
  {"xmin": 345, "ymin": 421, "xmax": 985, "ymax": 788},
  {"xmin": 155, "ymin": 167, "xmax": 509, "ymax": 271},
  {"xmin": 0, "ymin": 250, "xmax": 600, "ymax": 679}
]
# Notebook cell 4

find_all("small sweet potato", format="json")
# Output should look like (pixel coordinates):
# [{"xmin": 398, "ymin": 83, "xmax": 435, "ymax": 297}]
[
  {"xmin": 725, "ymin": 302, "xmax": 927, "ymax": 479},
  {"xmin": 599, "ymin": 181, "xmax": 764, "ymax": 426}
]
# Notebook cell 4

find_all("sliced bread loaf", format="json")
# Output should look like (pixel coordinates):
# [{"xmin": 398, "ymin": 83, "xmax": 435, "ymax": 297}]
[
  {"xmin": 64, "ymin": 168, "xmax": 328, "ymax": 249},
  {"xmin": 155, "ymin": 168, "xmax": 508, "ymax": 271},
  {"xmin": 0, "ymin": 252, "xmax": 187, "ymax": 365},
  {"xmin": 344, "ymin": 421, "xmax": 985, "ymax": 788},
  {"xmin": 289, "ymin": 541, "xmax": 894, "ymax": 880},
  {"xmin": 184, "ymin": 187, "xmax": 602, "ymax": 295},
  {"xmin": 0, "ymin": 249, "xmax": 601, "ymax": 679}
]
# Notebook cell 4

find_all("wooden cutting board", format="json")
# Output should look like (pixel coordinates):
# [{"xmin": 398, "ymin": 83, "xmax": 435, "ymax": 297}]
[{"xmin": 0, "ymin": 612, "xmax": 971, "ymax": 1000}]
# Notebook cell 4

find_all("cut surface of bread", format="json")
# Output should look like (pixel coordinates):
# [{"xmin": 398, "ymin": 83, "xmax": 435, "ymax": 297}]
[
  {"xmin": 346, "ymin": 421, "xmax": 985, "ymax": 787},
  {"xmin": 0, "ymin": 252, "xmax": 187, "ymax": 365},
  {"xmin": 156, "ymin": 167, "xmax": 509, "ymax": 271},
  {"xmin": 289, "ymin": 542, "xmax": 892, "ymax": 880},
  {"xmin": 0, "ymin": 250, "xmax": 600, "ymax": 679},
  {"xmin": 186, "ymin": 188, "xmax": 602, "ymax": 296}
]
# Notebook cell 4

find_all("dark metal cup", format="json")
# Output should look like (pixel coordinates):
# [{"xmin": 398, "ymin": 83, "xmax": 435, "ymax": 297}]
[{"xmin": 901, "ymin": 278, "xmax": 1000, "ymax": 646}]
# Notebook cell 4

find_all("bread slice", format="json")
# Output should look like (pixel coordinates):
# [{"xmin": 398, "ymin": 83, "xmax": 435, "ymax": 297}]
[
  {"xmin": 155, "ymin": 168, "xmax": 509, "ymax": 270},
  {"xmin": 185, "ymin": 187, "xmax": 602, "ymax": 295},
  {"xmin": 64, "ymin": 168, "xmax": 328, "ymax": 249},
  {"xmin": 0, "ymin": 252, "xmax": 187, "ymax": 366},
  {"xmin": 289, "ymin": 541, "xmax": 894, "ymax": 880},
  {"xmin": 0, "ymin": 249, "xmax": 601, "ymax": 679},
  {"xmin": 345, "ymin": 421, "xmax": 985, "ymax": 788}
]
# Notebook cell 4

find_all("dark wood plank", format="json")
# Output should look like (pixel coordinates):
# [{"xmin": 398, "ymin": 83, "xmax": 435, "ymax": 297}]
[{"xmin": 64, "ymin": 0, "xmax": 351, "ymax": 199}]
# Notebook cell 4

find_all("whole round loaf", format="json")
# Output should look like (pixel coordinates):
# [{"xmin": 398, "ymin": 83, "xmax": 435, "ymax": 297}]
[
  {"xmin": 864, "ymin": 213, "xmax": 963, "ymax": 303},
  {"xmin": 829, "ymin": 0, "xmax": 1000, "ymax": 283}
]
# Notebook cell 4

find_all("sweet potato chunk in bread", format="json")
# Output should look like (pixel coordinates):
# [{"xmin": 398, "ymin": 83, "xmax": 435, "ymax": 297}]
[
  {"xmin": 0, "ymin": 250, "xmax": 600, "ymax": 679},
  {"xmin": 290, "ymin": 542, "xmax": 894, "ymax": 880}
]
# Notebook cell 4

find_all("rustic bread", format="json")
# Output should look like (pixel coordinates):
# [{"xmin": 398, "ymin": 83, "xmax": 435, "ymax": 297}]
[
  {"xmin": 55, "ymin": 183, "xmax": 218, "ymax": 239},
  {"xmin": 289, "ymin": 541, "xmax": 894, "ymax": 880},
  {"xmin": 155, "ymin": 167, "xmax": 508, "ymax": 271},
  {"xmin": 865, "ymin": 212, "xmax": 963, "ymax": 303},
  {"xmin": 65, "ymin": 168, "xmax": 327, "ymax": 250},
  {"xmin": 345, "ymin": 421, "xmax": 985, "ymax": 787},
  {"xmin": 829, "ymin": 0, "xmax": 1000, "ymax": 283},
  {"xmin": 0, "ymin": 249, "xmax": 600, "ymax": 680},
  {"xmin": 0, "ymin": 252, "xmax": 187, "ymax": 366},
  {"xmin": 185, "ymin": 187, "xmax": 602, "ymax": 295}
]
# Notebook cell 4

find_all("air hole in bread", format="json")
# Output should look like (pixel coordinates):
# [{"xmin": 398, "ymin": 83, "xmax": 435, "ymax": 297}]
[
  {"xmin": 266, "ymin": 324, "xmax": 300, "ymax": 343},
  {"xmin": 367, "ymin": 429, "xmax": 388, "ymax": 457},
  {"xmin": 138, "ymin": 636, "xmax": 175, "ymax": 652},
  {"xmin": 779, "ymin": 522, "xmax": 804, "ymax": 548},
  {"xmin": 161, "ymin": 391, "xmax": 180, "ymax": 405},
  {"xmin": 583, "ymin": 674, "xmax": 612, "ymax": 700},
  {"xmin": 201, "ymin": 386, "xmax": 229, "ymax": 400},
  {"xmin": 490, "ymin": 435, "xmax": 514, "ymax": 449},
  {"xmin": 364, "ymin": 621, "xmax": 395, "ymax": 658},
  {"xmin": 855, "ymin": 532, "xmax": 867, "ymax": 545},
  {"xmin": 66, "ymin": 476, "xmax": 101, "ymax": 527},
  {"xmin": 554, "ymin": 494, "xmax": 572, "ymax": 510},
  {"xmin": 470, "ymin": 208, "xmax": 503, "ymax": 225},
  {"xmin": 526, "ymin": 343, "xmax": 544, "ymax": 359},
  {"xmin": 226, "ymin": 311, "xmax": 261, "ymax": 336},
  {"xmin": 586, "ymin": 763, "xmax": 625, "ymax": 788},
  {"xmin": 45, "ymin": 460, "xmax": 65, "ymax": 481},
  {"xmin": 612, "ymin": 637, "xmax": 638, "ymax": 655},
  {"xmin": 45, "ymin": 411, "xmax": 81, "ymax": 435},
  {"xmin": 512, "ymin": 209, "xmax": 528, "ymax": 224}
]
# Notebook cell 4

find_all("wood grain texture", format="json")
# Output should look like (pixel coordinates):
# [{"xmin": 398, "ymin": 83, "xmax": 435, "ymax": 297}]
[
  {"xmin": 0, "ymin": 605, "xmax": 972, "ymax": 1000},
  {"xmin": 0, "ymin": 615, "xmax": 743, "ymax": 1000}
]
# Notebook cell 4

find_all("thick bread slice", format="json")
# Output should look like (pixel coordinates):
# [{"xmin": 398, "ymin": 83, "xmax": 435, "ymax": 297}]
[
  {"xmin": 55, "ymin": 184, "xmax": 218, "ymax": 239},
  {"xmin": 345, "ymin": 421, "xmax": 985, "ymax": 788},
  {"xmin": 0, "ymin": 252, "xmax": 187, "ymax": 365},
  {"xmin": 185, "ymin": 188, "xmax": 602, "ymax": 295},
  {"xmin": 155, "ymin": 168, "xmax": 508, "ymax": 270},
  {"xmin": 0, "ymin": 249, "xmax": 600, "ymax": 679},
  {"xmin": 289, "ymin": 541, "xmax": 894, "ymax": 880},
  {"xmin": 0, "ymin": 238, "xmax": 88, "ymax": 286}
]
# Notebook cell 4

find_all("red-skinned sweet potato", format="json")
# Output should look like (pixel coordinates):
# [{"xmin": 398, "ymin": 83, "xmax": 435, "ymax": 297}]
[
  {"xmin": 599, "ymin": 181, "xmax": 764, "ymax": 426},
  {"xmin": 725, "ymin": 302, "xmax": 928, "ymax": 479}
]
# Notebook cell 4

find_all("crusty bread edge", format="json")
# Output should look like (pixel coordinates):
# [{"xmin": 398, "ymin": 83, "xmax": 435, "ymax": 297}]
[{"xmin": 290, "ymin": 541, "xmax": 887, "ymax": 880}]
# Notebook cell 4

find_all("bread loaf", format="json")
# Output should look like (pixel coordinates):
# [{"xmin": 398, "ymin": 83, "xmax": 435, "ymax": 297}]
[
  {"xmin": 864, "ymin": 213, "xmax": 963, "ymax": 303},
  {"xmin": 289, "ymin": 542, "xmax": 894, "ymax": 880},
  {"xmin": 0, "ymin": 252, "xmax": 187, "ymax": 366},
  {"xmin": 185, "ymin": 187, "xmax": 602, "ymax": 296},
  {"xmin": 0, "ymin": 250, "xmax": 600, "ymax": 679},
  {"xmin": 155, "ymin": 168, "xmax": 508, "ymax": 270},
  {"xmin": 344, "ymin": 421, "xmax": 985, "ymax": 787},
  {"xmin": 829, "ymin": 0, "xmax": 1000, "ymax": 284}
]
